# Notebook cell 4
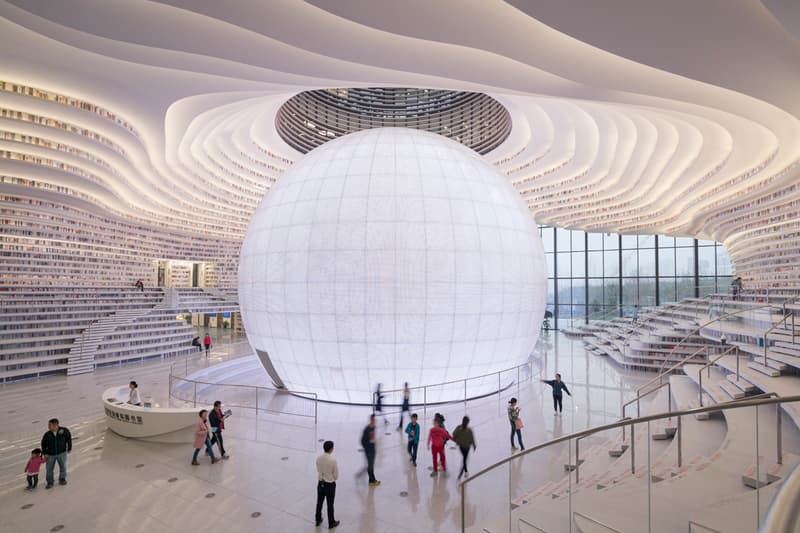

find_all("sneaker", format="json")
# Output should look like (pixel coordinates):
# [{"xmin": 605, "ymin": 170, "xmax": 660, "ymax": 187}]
[
  {"xmin": 412, "ymin": 461, "xmax": 417, "ymax": 467},
  {"xmin": 554, "ymin": 412, "xmax": 558, "ymax": 416},
  {"xmin": 211, "ymin": 458, "xmax": 221, "ymax": 464},
  {"xmin": 191, "ymin": 460, "xmax": 200, "ymax": 466},
  {"xmin": 511, "ymin": 445, "xmax": 518, "ymax": 450},
  {"xmin": 329, "ymin": 521, "xmax": 340, "ymax": 529},
  {"xmin": 25, "ymin": 486, "xmax": 32, "ymax": 491},
  {"xmin": 430, "ymin": 471, "xmax": 437, "ymax": 478},
  {"xmin": 368, "ymin": 480, "xmax": 381, "ymax": 486},
  {"xmin": 59, "ymin": 480, "xmax": 67, "ymax": 486},
  {"xmin": 222, "ymin": 454, "xmax": 230, "ymax": 460},
  {"xmin": 316, "ymin": 519, "xmax": 323, "ymax": 527},
  {"xmin": 45, "ymin": 483, "xmax": 53, "ymax": 489}
]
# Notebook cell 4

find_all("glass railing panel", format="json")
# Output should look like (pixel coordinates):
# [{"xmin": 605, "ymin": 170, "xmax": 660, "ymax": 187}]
[{"xmin": 462, "ymin": 461, "xmax": 509, "ymax": 532}]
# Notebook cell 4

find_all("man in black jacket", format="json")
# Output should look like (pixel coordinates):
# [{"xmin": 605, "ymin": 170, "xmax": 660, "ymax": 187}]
[
  {"xmin": 41, "ymin": 418, "xmax": 72, "ymax": 488},
  {"xmin": 208, "ymin": 401, "xmax": 229, "ymax": 459},
  {"xmin": 359, "ymin": 415, "xmax": 380, "ymax": 486}
]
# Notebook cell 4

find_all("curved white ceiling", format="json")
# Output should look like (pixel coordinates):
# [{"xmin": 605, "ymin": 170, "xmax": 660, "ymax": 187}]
[{"xmin": 0, "ymin": 0, "xmax": 798, "ymax": 286}]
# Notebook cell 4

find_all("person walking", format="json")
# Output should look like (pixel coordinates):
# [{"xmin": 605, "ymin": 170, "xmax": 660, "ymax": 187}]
[
  {"xmin": 374, "ymin": 383, "xmax": 388, "ymax": 425},
  {"xmin": 542, "ymin": 373, "xmax": 572, "ymax": 415},
  {"xmin": 23, "ymin": 448, "xmax": 46, "ymax": 491},
  {"xmin": 360, "ymin": 415, "xmax": 380, "ymax": 486},
  {"xmin": 507, "ymin": 398, "xmax": 524, "ymax": 451},
  {"xmin": 404, "ymin": 413, "xmax": 420, "ymax": 466},
  {"xmin": 452, "ymin": 416, "xmax": 476, "ymax": 480},
  {"xmin": 315, "ymin": 440, "xmax": 340, "ymax": 529},
  {"xmin": 427, "ymin": 417, "xmax": 452, "ymax": 477},
  {"xmin": 208, "ymin": 400, "xmax": 229, "ymax": 459},
  {"xmin": 631, "ymin": 305, "xmax": 639, "ymax": 324},
  {"xmin": 41, "ymin": 418, "xmax": 72, "ymax": 488},
  {"xmin": 397, "ymin": 382, "xmax": 411, "ymax": 429},
  {"xmin": 127, "ymin": 381, "xmax": 141, "ymax": 406},
  {"xmin": 191, "ymin": 409, "xmax": 219, "ymax": 465},
  {"xmin": 203, "ymin": 333, "xmax": 212, "ymax": 356}
]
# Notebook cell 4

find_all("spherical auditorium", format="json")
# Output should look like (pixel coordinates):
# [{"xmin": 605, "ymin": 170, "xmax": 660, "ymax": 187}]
[{"xmin": 1, "ymin": 2, "xmax": 799, "ymax": 533}]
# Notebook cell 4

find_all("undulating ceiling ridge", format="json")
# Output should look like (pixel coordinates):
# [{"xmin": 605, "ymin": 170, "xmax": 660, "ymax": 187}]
[{"xmin": 0, "ymin": 0, "xmax": 798, "ymax": 288}]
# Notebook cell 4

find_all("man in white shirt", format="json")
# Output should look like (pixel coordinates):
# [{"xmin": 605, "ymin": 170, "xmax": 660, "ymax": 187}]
[{"xmin": 315, "ymin": 440, "xmax": 340, "ymax": 529}]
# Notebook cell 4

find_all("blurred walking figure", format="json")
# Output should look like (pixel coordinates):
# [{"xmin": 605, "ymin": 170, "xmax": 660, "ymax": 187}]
[
  {"xmin": 398, "ymin": 382, "xmax": 411, "ymax": 429},
  {"xmin": 453, "ymin": 416, "xmax": 476, "ymax": 480},
  {"xmin": 203, "ymin": 333, "xmax": 212, "ymax": 356},
  {"xmin": 542, "ymin": 373, "xmax": 572, "ymax": 415},
  {"xmin": 358, "ymin": 415, "xmax": 380, "ymax": 486},
  {"xmin": 507, "ymin": 398, "xmax": 524, "ymax": 451},
  {"xmin": 373, "ymin": 383, "xmax": 388, "ymax": 425}
]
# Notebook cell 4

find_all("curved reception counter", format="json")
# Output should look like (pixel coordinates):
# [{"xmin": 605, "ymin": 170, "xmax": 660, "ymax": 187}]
[{"xmin": 103, "ymin": 386, "xmax": 201, "ymax": 443}]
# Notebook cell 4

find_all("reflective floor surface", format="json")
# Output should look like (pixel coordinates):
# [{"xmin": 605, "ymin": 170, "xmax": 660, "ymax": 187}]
[{"xmin": 0, "ymin": 332, "xmax": 652, "ymax": 533}]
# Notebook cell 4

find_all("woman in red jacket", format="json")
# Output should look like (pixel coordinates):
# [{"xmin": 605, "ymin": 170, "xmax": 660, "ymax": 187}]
[{"xmin": 427, "ymin": 418, "xmax": 452, "ymax": 477}]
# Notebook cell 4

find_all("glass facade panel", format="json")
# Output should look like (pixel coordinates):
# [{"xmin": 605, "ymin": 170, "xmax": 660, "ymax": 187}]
[{"xmin": 540, "ymin": 225, "xmax": 733, "ymax": 329}]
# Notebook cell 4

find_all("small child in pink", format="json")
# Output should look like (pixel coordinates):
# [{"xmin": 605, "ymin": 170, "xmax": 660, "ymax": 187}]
[{"xmin": 24, "ymin": 448, "xmax": 46, "ymax": 490}]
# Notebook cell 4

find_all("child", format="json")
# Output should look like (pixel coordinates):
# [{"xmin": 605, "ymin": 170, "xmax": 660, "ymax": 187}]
[
  {"xmin": 404, "ymin": 413, "xmax": 420, "ymax": 466},
  {"xmin": 427, "ymin": 418, "xmax": 452, "ymax": 477},
  {"xmin": 24, "ymin": 448, "xmax": 46, "ymax": 490}
]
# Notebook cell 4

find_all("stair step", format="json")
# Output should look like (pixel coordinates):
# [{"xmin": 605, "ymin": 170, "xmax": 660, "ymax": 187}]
[
  {"xmin": 608, "ymin": 443, "xmax": 629, "ymax": 457},
  {"xmin": 718, "ymin": 380, "xmax": 746, "ymax": 399},
  {"xmin": 563, "ymin": 459, "xmax": 585, "ymax": 471},
  {"xmin": 747, "ymin": 361, "xmax": 781, "ymax": 377},
  {"xmin": 726, "ymin": 374, "xmax": 758, "ymax": 393},
  {"xmin": 652, "ymin": 426, "xmax": 677, "ymax": 440}
]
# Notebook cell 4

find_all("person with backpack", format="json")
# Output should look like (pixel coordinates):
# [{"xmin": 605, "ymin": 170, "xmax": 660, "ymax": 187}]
[
  {"xmin": 452, "ymin": 416, "xmax": 476, "ymax": 480},
  {"xmin": 507, "ymin": 398, "xmax": 524, "ymax": 451},
  {"xmin": 427, "ymin": 417, "xmax": 452, "ymax": 477}
]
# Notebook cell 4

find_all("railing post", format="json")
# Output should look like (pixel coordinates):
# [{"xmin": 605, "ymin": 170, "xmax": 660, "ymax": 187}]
[
  {"xmin": 517, "ymin": 366, "xmax": 520, "ymax": 397},
  {"xmin": 699, "ymin": 372, "xmax": 704, "ymax": 407},
  {"xmin": 423, "ymin": 387, "xmax": 427, "ymax": 426},
  {"xmin": 255, "ymin": 387, "xmax": 259, "ymax": 414},
  {"xmin": 460, "ymin": 480, "xmax": 466, "ymax": 532},
  {"xmin": 314, "ymin": 394, "xmax": 318, "ymax": 426},
  {"xmin": 677, "ymin": 415, "xmax": 682, "ymax": 468},
  {"xmin": 777, "ymin": 403, "xmax": 783, "ymax": 465},
  {"xmin": 667, "ymin": 382, "xmax": 671, "ymax": 418},
  {"xmin": 576, "ymin": 438, "xmax": 580, "ymax": 484},
  {"xmin": 464, "ymin": 379, "xmax": 467, "ymax": 408},
  {"xmin": 631, "ymin": 423, "xmax": 636, "ymax": 474},
  {"xmin": 737, "ymin": 352, "xmax": 740, "ymax": 382},
  {"xmin": 192, "ymin": 381, "xmax": 197, "ymax": 408}
]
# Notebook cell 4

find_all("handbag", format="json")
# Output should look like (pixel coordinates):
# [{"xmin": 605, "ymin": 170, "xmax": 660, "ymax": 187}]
[{"xmin": 514, "ymin": 418, "xmax": 524, "ymax": 430}]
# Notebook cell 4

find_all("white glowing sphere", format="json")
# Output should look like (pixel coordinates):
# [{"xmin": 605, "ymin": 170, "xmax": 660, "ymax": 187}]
[{"xmin": 239, "ymin": 128, "xmax": 546, "ymax": 403}]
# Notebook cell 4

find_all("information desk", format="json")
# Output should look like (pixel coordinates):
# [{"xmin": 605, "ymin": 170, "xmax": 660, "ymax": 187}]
[{"xmin": 103, "ymin": 386, "xmax": 202, "ymax": 443}]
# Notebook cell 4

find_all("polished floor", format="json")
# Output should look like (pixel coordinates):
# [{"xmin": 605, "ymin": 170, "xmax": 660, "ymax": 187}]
[{"xmin": 0, "ymin": 332, "xmax": 653, "ymax": 533}]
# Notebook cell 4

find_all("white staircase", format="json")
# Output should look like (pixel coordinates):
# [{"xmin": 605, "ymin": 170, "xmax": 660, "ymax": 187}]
[{"xmin": 67, "ymin": 309, "xmax": 146, "ymax": 375}]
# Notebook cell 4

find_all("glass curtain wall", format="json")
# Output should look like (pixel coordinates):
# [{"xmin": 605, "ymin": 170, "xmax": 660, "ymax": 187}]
[{"xmin": 539, "ymin": 226, "xmax": 733, "ymax": 329}]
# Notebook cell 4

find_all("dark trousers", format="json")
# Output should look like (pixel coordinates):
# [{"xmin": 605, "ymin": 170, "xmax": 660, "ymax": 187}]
[
  {"xmin": 26, "ymin": 474, "xmax": 38, "ymax": 488},
  {"xmin": 510, "ymin": 420, "xmax": 524, "ymax": 449},
  {"xmin": 204, "ymin": 343, "xmax": 211, "ymax": 354},
  {"xmin": 210, "ymin": 429, "xmax": 226, "ymax": 456},
  {"xmin": 398, "ymin": 401, "xmax": 409, "ymax": 427},
  {"xmin": 553, "ymin": 395, "xmax": 563, "ymax": 412},
  {"xmin": 407, "ymin": 440, "xmax": 418, "ymax": 463},
  {"xmin": 459, "ymin": 446, "xmax": 470, "ymax": 476},
  {"xmin": 365, "ymin": 448, "xmax": 376, "ymax": 483},
  {"xmin": 315, "ymin": 481, "xmax": 336, "ymax": 526}
]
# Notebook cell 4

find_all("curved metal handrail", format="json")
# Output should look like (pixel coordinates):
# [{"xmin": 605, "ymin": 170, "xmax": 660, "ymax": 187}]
[
  {"xmin": 459, "ymin": 394, "xmax": 800, "ymax": 531},
  {"xmin": 760, "ymin": 464, "xmax": 800, "ymax": 533}
]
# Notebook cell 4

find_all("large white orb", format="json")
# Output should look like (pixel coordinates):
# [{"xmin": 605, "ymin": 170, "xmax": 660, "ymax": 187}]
[{"xmin": 239, "ymin": 128, "xmax": 546, "ymax": 403}]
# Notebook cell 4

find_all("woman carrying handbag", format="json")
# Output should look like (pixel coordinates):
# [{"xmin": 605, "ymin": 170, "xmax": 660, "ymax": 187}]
[{"xmin": 507, "ymin": 398, "xmax": 524, "ymax": 451}]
